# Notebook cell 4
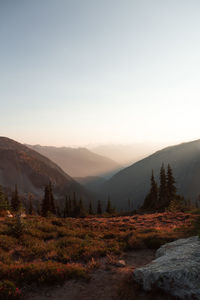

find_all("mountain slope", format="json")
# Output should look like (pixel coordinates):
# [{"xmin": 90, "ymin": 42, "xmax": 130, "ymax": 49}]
[
  {"xmin": 27, "ymin": 145, "xmax": 122, "ymax": 178},
  {"xmin": 102, "ymin": 139, "xmax": 200, "ymax": 209},
  {"xmin": 0, "ymin": 137, "xmax": 88, "ymax": 200}
]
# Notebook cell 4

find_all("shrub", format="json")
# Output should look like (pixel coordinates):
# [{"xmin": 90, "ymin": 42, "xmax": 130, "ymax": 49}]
[{"xmin": 0, "ymin": 280, "xmax": 23, "ymax": 300}]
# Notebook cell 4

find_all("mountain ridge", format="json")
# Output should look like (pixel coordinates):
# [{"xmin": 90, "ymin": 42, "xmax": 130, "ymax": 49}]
[
  {"xmin": 101, "ymin": 139, "xmax": 200, "ymax": 209},
  {"xmin": 27, "ymin": 144, "xmax": 122, "ymax": 178},
  {"xmin": 0, "ymin": 137, "xmax": 89, "ymax": 201}
]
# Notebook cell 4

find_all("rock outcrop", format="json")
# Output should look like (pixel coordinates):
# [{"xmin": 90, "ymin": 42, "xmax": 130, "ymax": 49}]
[{"xmin": 133, "ymin": 236, "xmax": 200, "ymax": 299}]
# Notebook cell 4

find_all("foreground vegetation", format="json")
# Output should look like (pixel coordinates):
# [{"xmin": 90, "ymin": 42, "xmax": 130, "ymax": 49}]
[{"xmin": 0, "ymin": 211, "xmax": 199, "ymax": 299}]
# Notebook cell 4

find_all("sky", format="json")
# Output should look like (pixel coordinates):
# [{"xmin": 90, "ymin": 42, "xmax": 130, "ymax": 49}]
[{"xmin": 1, "ymin": 0, "xmax": 200, "ymax": 147}]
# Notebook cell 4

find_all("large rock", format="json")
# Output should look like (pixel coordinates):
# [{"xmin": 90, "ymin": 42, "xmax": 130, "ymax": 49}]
[{"xmin": 133, "ymin": 236, "xmax": 200, "ymax": 299}]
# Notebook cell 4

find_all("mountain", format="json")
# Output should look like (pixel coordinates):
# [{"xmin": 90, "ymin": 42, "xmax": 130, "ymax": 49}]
[
  {"xmin": 27, "ymin": 145, "xmax": 122, "ymax": 178},
  {"xmin": 91, "ymin": 143, "xmax": 163, "ymax": 165},
  {"xmin": 0, "ymin": 137, "xmax": 88, "ymax": 201},
  {"xmin": 75, "ymin": 176, "xmax": 106, "ymax": 193},
  {"xmin": 101, "ymin": 139, "xmax": 200, "ymax": 209}
]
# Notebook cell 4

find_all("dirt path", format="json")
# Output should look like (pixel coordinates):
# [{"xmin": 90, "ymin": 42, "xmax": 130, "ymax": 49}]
[{"xmin": 26, "ymin": 249, "xmax": 155, "ymax": 300}]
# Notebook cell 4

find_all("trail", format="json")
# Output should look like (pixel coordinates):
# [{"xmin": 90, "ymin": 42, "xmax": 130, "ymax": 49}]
[{"xmin": 26, "ymin": 249, "xmax": 155, "ymax": 300}]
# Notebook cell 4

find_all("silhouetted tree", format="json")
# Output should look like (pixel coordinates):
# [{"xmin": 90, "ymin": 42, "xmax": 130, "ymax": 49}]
[
  {"xmin": 28, "ymin": 195, "xmax": 33, "ymax": 215},
  {"xmin": 41, "ymin": 185, "xmax": 51, "ymax": 217},
  {"xmin": 158, "ymin": 164, "xmax": 168, "ymax": 210},
  {"xmin": 11, "ymin": 185, "xmax": 21, "ymax": 212},
  {"xmin": 0, "ymin": 186, "xmax": 9, "ymax": 211},
  {"xmin": 97, "ymin": 200, "xmax": 102, "ymax": 214},
  {"xmin": 72, "ymin": 192, "xmax": 78, "ymax": 216},
  {"xmin": 142, "ymin": 171, "xmax": 158, "ymax": 210},
  {"xmin": 49, "ymin": 182, "xmax": 56, "ymax": 214},
  {"xmin": 167, "ymin": 164, "xmax": 176, "ymax": 205},
  {"xmin": 41, "ymin": 182, "xmax": 56, "ymax": 217},
  {"xmin": 89, "ymin": 201, "xmax": 93, "ymax": 215},
  {"xmin": 64, "ymin": 196, "xmax": 69, "ymax": 217},
  {"xmin": 106, "ymin": 196, "xmax": 112, "ymax": 214}
]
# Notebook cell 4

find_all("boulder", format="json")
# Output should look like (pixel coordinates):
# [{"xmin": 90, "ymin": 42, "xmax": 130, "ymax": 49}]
[{"xmin": 133, "ymin": 236, "xmax": 200, "ymax": 299}]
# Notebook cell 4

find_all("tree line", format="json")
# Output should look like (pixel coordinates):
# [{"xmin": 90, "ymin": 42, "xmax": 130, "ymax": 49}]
[{"xmin": 0, "ymin": 182, "xmax": 115, "ymax": 217}]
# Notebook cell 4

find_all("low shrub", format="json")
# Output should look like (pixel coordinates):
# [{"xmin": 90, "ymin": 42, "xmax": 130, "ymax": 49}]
[{"xmin": 0, "ymin": 280, "xmax": 23, "ymax": 300}]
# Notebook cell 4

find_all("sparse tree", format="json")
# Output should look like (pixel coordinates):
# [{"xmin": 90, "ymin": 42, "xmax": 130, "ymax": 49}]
[
  {"xmin": 142, "ymin": 171, "xmax": 158, "ymax": 211},
  {"xmin": 158, "ymin": 164, "xmax": 168, "ymax": 210},
  {"xmin": 106, "ymin": 196, "xmax": 112, "ymax": 214},
  {"xmin": 97, "ymin": 200, "xmax": 102, "ymax": 215},
  {"xmin": 28, "ymin": 195, "xmax": 33, "ymax": 215},
  {"xmin": 11, "ymin": 185, "xmax": 21, "ymax": 212},
  {"xmin": 167, "ymin": 164, "xmax": 176, "ymax": 205},
  {"xmin": 89, "ymin": 201, "xmax": 93, "ymax": 215}
]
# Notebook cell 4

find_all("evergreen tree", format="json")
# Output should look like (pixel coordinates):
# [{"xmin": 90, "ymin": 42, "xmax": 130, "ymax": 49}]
[
  {"xmin": 49, "ymin": 182, "xmax": 56, "ymax": 214},
  {"xmin": 167, "ymin": 164, "xmax": 176, "ymax": 205},
  {"xmin": 28, "ymin": 196, "xmax": 33, "ymax": 215},
  {"xmin": 11, "ymin": 185, "xmax": 20, "ymax": 212},
  {"xmin": 142, "ymin": 170, "xmax": 158, "ymax": 210},
  {"xmin": 56, "ymin": 204, "xmax": 62, "ymax": 217},
  {"xmin": 78, "ymin": 197, "xmax": 84, "ymax": 214},
  {"xmin": 73, "ymin": 192, "xmax": 78, "ymax": 216},
  {"xmin": 41, "ymin": 185, "xmax": 50, "ymax": 217},
  {"xmin": 158, "ymin": 164, "xmax": 168, "ymax": 210},
  {"xmin": 77, "ymin": 197, "xmax": 85, "ymax": 217},
  {"xmin": 128, "ymin": 198, "xmax": 131, "ymax": 210},
  {"xmin": 68, "ymin": 196, "xmax": 72, "ymax": 216},
  {"xmin": 106, "ymin": 196, "xmax": 112, "ymax": 214},
  {"xmin": 0, "ymin": 186, "xmax": 9, "ymax": 211},
  {"xmin": 89, "ymin": 201, "xmax": 93, "ymax": 215},
  {"xmin": 64, "ymin": 196, "xmax": 69, "ymax": 217},
  {"xmin": 97, "ymin": 200, "xmax": 102, "ymax": 214}
]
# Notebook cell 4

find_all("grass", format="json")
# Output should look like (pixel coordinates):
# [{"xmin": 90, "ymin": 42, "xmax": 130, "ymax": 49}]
[{"xmin": 0, "ymin": 211, "xmax": 199, "ymax": 299}]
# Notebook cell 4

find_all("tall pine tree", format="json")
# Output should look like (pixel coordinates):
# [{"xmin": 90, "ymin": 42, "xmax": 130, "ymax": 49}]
[
  {"xmin": 142, "ymin": 171, "xmax": 158, "ymax": 210},
  {"xmin": 158, "ymin": 164, "xmax": 168, "ymax": 210},
  {"xmin": 89, "ymin": 201, "xmax": 93, "ymax": 215},
  {"xmin": 106, "ymin": 196, "xmax": 112, "ymax": 214},
  {"xmin": 11, "ymin": 185, "xmax": 21, "ymax": 212},
  {"xmin": 167, "ymin": 164, "xmax": 176, "ymax": 205},
  {"xmin": 97, "ymin": 200, "xmax": 102, "ymax": 214}
]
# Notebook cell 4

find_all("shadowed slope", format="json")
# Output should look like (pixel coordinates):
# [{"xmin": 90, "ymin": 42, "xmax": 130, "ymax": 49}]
[
  {"xmin": 102, "ymin": 139, "xmax": 200, "ymax": 209},
  {"xmin": 0, "ymin": 137, "xmax": 88, "ymax": 200}
]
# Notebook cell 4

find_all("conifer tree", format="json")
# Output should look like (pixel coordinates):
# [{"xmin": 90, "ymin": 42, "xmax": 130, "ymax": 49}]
[
  {"xmin": 49, "ymin": 182, "xmax": 56, "ymax": 214},
  {"xmin": 0, "ymin": 186, "xmax": 9, "ymax": 211},
  {"xmin": 106, "ymin": 196, "xmax": 112, "ymax": 214},
  {"xmin": 167, "ymin": 164, "xmax": 176, "ymax": 205},
  {"xmin": 11, "ymin": 185, "xmax": 21, "ymax": 212},
  {"xmin": 68, "ymin": 196, "xmax": 72, "ymax": 216},
  {"xmin": 56, "ymin": 204, "xmax": 62, "ymax": 217},
  {"xmin": 41, "ymin": 185, "xmax": 50, "ymax": 217},
  {"xmin": 64, "ymin": 196, "xmax": 69, "ymax": 217},
  {"xmin": 158, "ymin": 164, "xmax": 168, "ymax": 210},
  {"xmin": 28, "ymin": 196, "xmax": 33, "ymax": 215},
  {"xmin": 73, "ymin": 192, "xmax": 78, "ymax": 216},
  {"xmin": 97, "ymin": 200, "xmax": 102, "ymax": 214},
  {"xmin": 142, "ymin": 171, "xmax": 158, "ymax": 210},
  {"xmin": 89, "ymin": 201, "xmax": 93, "ymax": 215}
]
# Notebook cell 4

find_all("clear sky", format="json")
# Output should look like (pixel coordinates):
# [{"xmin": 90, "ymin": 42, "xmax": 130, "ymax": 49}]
[{"xmin": 1, "ymin": 0, "xmax": 200, "ymax": 147}]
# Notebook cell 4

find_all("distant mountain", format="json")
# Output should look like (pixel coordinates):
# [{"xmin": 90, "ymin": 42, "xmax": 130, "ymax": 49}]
[
  {"xmin": 91, "ymin": 143, "xmax": 162, "ymax": 165},
  {"xmin": 27, "ymin": 145, "xmax": 122, "ymax": 178},
  {"xmin": 75, "ymin": 176, "xmax": 106, "ymax": 193},
  {"xmin": 101, "ymin": 139, "xmax": 200, "ymax": 209},
  {"xmin": 0, "ymin": 137, "xmax": 88, "ymax": 201}
]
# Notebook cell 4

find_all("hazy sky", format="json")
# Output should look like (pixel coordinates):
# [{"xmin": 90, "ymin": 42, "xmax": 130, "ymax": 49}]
[{"xmin": 1, "ymin": 0, "xmax": 200, "ymax": 147}]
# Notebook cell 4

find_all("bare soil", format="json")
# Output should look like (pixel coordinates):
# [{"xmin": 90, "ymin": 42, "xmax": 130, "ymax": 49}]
[{"xmin": 25, "ymin": 249, "xmax": 156, "ymax": 300}]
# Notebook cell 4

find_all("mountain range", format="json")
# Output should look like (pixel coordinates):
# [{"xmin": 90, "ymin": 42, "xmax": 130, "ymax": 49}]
[{"xmin": 27, "ymin": 144, "xmax": 121, "ymax": 178}]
